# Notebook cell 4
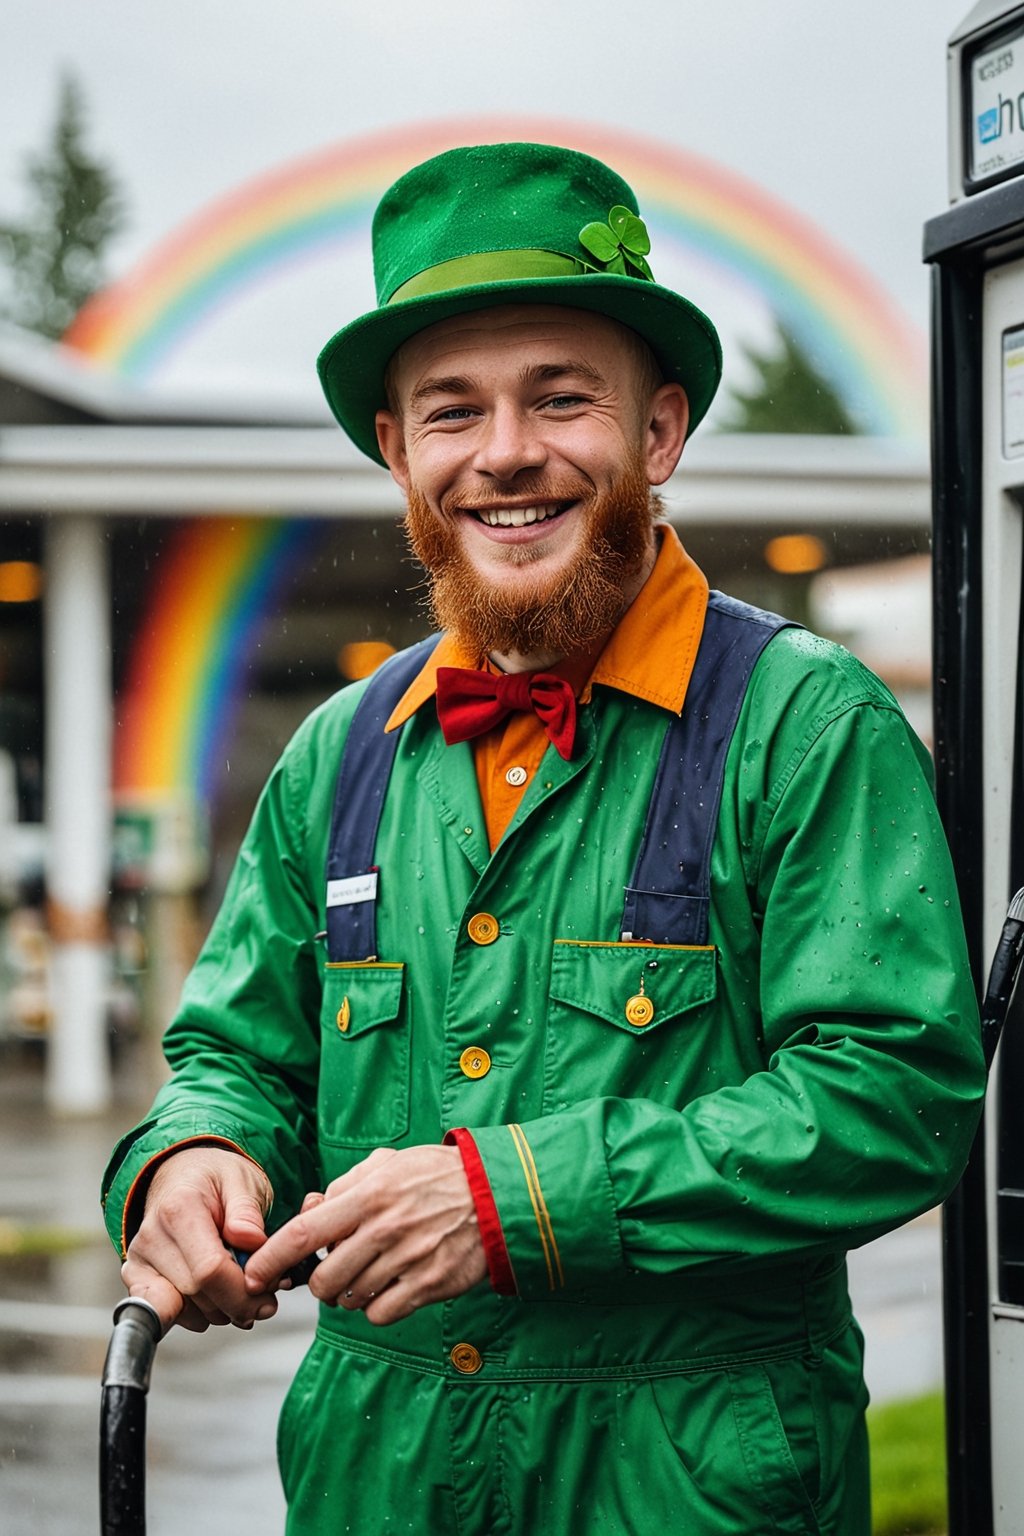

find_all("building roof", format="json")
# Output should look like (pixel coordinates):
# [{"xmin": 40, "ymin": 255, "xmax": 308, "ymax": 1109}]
[{"xmin": 0, "ymin": 321, "xmax": 326, "ymax": 428}]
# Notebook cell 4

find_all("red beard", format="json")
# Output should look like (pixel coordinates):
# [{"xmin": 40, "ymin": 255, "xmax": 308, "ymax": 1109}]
[{"xmin": 403, "ymin": 455, "xmax": 660, "ymax": 659}]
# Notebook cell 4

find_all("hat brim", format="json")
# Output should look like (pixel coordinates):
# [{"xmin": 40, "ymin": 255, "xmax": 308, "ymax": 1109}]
[{"xmin": 317, "ymin": 275, "xmax": 722, "ymax": 467}]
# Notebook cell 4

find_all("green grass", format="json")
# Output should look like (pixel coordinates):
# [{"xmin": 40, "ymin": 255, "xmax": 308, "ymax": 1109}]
[
  {"xmin": 869, "ymin": 1390, "xmax": 946, "ymax": 1536},
  {"xmin": 0, "ymin": 1218, "xmax": 97, "ymax": 1257}
]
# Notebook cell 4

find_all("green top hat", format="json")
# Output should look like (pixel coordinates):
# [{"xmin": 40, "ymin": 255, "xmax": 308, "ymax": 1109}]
[{"xmin": 317, "ymin": 142, "xmax": 722, "ymax": 465}]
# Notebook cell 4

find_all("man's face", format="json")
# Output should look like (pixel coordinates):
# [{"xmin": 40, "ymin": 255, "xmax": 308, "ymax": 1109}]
[{"xmin": 375, "ymin": 306, "xmax": 688, "ymax": 659}]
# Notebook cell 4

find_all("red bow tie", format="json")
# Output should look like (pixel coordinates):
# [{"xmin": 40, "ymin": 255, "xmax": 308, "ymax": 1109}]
[{"xmin": 435, "ymin": 666, "xmax": 577, "ymax": 760}]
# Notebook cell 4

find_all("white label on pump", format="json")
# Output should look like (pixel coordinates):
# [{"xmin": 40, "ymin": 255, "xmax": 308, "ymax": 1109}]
[
  {"xmin": 1003, "ymin": 326, "xmax": 1024, "ymax": 460},
  {"xmin": 326, "ymin": 872, "xmax": 378, "ymax": 908},
  {"xmin": 971, "ymin": 24, "xmax": 1024, "ymax": 183}
]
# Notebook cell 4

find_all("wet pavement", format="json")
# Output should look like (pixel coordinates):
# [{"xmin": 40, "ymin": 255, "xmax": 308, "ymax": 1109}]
[{"xmin": 0, "ymin": 1045, "xmax": 947, "ymax": 1535}]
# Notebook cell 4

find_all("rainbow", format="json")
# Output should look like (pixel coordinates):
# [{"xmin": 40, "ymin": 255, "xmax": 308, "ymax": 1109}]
[
  {"xmin": 114, "ymin": 518, "xmax": 314, "ymax": 800},
  {"xmin": 65, "ymin": 115, "xmax": 926, "ymax": 436},
  {"xmin": 76, "ymin": 116, "xmax": 926, "ymax": 806}
]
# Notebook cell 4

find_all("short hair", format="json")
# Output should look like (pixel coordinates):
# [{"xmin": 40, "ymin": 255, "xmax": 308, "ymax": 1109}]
[
  {"xmin": 383, "ymin": 352, "xmax": 402, "ymax": 417},
  {"xmin": 622, "ymin": 328, "xmax": 664, "ymax": 420}
]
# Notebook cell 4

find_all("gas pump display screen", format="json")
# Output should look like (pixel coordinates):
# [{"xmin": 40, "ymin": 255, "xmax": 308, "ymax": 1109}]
[
  {"xmin": 1003, "ymin": 325, "xmax": 1024, "ymax": 458},
  {"xmin": 967, "ymin": 19, "xmax": 1024, "ymax": 189}
]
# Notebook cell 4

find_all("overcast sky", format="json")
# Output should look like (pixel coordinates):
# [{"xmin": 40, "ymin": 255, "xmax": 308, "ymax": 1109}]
[{"xmin": 2, "ymin": 0, "xmax": 976, "ymax": 421}]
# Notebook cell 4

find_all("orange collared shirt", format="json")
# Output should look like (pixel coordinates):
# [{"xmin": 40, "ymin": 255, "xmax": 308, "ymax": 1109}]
[{"xmin": 385, "ymin": 524, "xmax": 709, "ymax": 849}]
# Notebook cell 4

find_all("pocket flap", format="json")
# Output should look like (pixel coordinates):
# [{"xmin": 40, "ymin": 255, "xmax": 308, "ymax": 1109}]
[
  {"xmin": 550, "ymin": 942, "xmax": 716, "ymax": 1034},
  {"xmin": 322, "ymin": 963, "xmax": 404, "ymax": 1039}
]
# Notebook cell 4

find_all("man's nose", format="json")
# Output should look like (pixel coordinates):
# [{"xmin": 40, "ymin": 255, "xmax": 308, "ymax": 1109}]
[{"xmin": 472, "ymin": 403, "xmax": 547, "ymax": 480}]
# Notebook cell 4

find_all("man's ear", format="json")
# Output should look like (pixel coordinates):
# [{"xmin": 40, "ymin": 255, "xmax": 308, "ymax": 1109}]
[
  {"xmin": 644, "ymin": 383, "xmax": 689, "ymax": 487},
  {"xmin": 375, "ymin": 409, "xmax": 409, "ymax": 492}
]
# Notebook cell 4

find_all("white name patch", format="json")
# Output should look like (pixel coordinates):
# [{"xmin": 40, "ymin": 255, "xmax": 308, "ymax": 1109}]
[{"xmin": 326, "ymin": 873, "xmax": 379, "ymax": 908}]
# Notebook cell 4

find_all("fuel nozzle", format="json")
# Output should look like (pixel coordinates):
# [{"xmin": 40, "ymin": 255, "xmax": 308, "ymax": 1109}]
[{"xmin": 981, "ymin": 887, "xmax": 1024, "ymax": 1069}]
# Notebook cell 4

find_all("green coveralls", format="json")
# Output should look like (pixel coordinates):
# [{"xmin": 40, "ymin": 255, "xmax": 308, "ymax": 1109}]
[{"xmin": 103, "ymin": 622, "xmax": 985, "ymax": 1535}]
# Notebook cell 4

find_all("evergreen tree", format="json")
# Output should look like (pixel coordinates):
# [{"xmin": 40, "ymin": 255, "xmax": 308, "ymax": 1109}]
[
  {"xmin": 719, "ymin": 323, "xmax": 860, "ymax": 434},
  {"xmin": 0, "ymin": 73, "xmax": 126, "ymax": 340}
]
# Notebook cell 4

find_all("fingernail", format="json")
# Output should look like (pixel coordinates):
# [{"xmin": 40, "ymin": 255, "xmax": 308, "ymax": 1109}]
[{"xmin": 256, "ymin": 1303, "xmax": 277, "ymax": 1321}]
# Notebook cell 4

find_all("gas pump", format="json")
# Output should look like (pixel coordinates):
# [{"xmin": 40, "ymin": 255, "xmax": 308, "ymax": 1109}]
[{"xmin": 927, "ymin": 5, "xmax": 1024, "ymax": 1533}]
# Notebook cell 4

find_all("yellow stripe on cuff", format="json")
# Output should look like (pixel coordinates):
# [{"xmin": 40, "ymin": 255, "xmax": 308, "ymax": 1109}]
[{"xmin": 508, "ymin": 1123, "xmax": 565, "ymax": 1290}]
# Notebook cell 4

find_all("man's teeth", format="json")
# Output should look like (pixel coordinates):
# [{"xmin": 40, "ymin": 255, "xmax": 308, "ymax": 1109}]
[{"xmin": 477, "ymin": 504, "xmax": 563, "ymax": 528}]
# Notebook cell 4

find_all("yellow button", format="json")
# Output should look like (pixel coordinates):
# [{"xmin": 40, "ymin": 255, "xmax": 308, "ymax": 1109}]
[
  {"xmin": 450, "ymin": 1342, "xmax": 483, "ymax": 1374},
  {"xmin": 625, "ymin": 994, "xmax": 655, "ymax": 1028},
  {"xmin": 467, "ymin": 912, "xmax": 499, "ymax": 945},
  {"xmin": 505, "ymin": 765, "xmax": 528, "ymax": 787},
  {"xmin": 336, "ymin": 997, "xmax": 351, "ymax": 1032},
  {"xmin": 459, "ymin": 1046, "xmax": 491, "ymax": 1080}
]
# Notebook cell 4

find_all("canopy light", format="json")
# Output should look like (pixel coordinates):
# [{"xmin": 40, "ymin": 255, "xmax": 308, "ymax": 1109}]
[
  {"xmin": 338, "ymin": 640, "xmax": 396, "ymax": 680},
  {"xmin": 764, "ymin": 535, "xmax": 828, "ymax": 575},
  {"xmin": 0, "ymin": 561, "xmax": 43, "ymax": 603}
]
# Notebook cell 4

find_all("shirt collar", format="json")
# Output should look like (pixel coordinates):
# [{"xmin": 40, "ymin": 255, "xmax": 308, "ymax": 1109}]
[{"xmin": 384, "ymin": 523, "xmax": 708, "ymax": 732}]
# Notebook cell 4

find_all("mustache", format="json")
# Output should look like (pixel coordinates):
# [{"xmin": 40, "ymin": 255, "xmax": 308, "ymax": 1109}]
[{"xmin": 440, "ymin": 478, "xmax": 594, "ymax": 516}]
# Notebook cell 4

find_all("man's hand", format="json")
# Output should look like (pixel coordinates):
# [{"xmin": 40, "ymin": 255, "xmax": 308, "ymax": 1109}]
[
  {"xmin": 121, "ymin": 1146, "xmax": 278, "ymax": 1334},
  {"xmin": 243, "ymin": 1145, "xmax": 487, "ymax": 1326}
]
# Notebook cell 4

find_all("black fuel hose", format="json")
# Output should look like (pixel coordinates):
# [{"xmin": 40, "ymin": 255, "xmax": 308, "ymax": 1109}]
[
  {"xmin": 980, "ymin": 887, "xmax": 1024, "ymax": 1069},
  {"xmin": 99, "ymin": 1296, "xmax": 162, "ymax": 1536},
  {"xmin": 97, "ymin": 1254, "xmax": 318, "ymax": 1534}
]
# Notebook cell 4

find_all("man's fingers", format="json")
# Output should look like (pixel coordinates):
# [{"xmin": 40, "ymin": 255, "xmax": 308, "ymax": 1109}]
[
  {"xmin": 187, "ymin": 1245, "xmax": 276, "ymax": 1324},
  {"xmin": 128, "ymin": 1205, "xmax": 270, "ymax": 1326},
  {"xmin": 174, "ymin": 1297, "xmax": 220, "ymax": 1334},
  {"xmin": 307, "ymin": 1217, "xmax": 455, "ymax": 1312},
  {"xmin": 146, "ymin": 1216, "xmax": 245, "ymax": 1313},
  {"xmin": 246, "ymin": 1144, "xmax": 486, "ymax": 1320},
  {"xmin": 244, "ymin": 1197, "xmax": 359, "ymax": 1292},
  {"xmin": 317, "ymin": 1251, "xmax": 394, "ymax": 1311},
  {"xmin": 119, "ymin": 1146, "xmax": 280, "ymax": 1330},
  {"xmin": 121, "ymin": 1264, "xmax": 186, "ymax": 1334},
  {"xmin": 221, "ymin": 1191, "xmax": 270, "ymax": 1253},
  {"xmin": 363, "ymin": 1280, "xmax": 422, "ymax": 1327},
  {"xmin": 123, "ymin": 1246, "xmax": 246, "ymax": 1331},
  {"xmin": 342, "ymin": 1257, "xmax": 474, "ymax": 1327},
  {"xmin": 243, "ymin": 1216, "xmax": 328, "ymax": 1292}
]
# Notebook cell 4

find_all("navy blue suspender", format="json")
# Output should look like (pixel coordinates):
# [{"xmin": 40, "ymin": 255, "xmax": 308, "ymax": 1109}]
[
  {"xmin": 324, "ymin": 595, "xmax": 791, "ymax": 962},
  {"xmin": 325, "ymin": 635, "xmax": 441, "ymax": 964},
  {"xmin": 621, "ymin": 592, "xmax": 792, "ymax": 946}
]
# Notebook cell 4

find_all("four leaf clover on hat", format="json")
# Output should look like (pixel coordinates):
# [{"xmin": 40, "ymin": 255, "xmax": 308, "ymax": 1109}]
[{"xmin": 317, "ymin": 142, "xmax": 722, "ymax": 465}]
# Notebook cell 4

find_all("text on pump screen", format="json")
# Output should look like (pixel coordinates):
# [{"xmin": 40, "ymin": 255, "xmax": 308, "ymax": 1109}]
[{"xmin": 972, "ymin": 27, "xmax": 1024, "ymax": 181}]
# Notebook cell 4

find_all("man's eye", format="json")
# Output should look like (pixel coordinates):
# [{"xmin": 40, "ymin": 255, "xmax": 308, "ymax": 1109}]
[
  {"xmin": 432, "ymin": 406, "xmax": 475, "ymax": 422},
  {"xmin": 545, "ymin": 395, "xmax": 586, "ymax": 409}
]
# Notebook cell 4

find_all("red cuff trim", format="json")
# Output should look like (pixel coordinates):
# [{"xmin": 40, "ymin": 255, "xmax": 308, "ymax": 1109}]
[{"xmin": 445, "ymin": 1127, "xmax": 518, "ymax": 1295}]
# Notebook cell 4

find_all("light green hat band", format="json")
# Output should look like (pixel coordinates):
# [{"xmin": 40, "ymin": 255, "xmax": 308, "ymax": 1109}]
[{"xmin": 391, "ymin": 249, "xmax": 584, "ymax": 302}]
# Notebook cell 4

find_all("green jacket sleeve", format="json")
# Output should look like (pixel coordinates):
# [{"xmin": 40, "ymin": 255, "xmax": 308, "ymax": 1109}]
[
  {"xmin": 100, "ymin": 700, "xmax": 345, "ymax": 1256},
  {"xmin": 468, "ymin": 650, "xmax": 986, "ymax": 1300}
]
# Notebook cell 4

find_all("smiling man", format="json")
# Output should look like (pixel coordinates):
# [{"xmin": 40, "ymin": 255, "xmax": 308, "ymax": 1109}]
[
  {"xmin": 104, "ymin": 144, "xmax": 985, "ymax": 1535},
  {"xmin": 383, "ymin": 306, "xmax": 681, "ymax": 664}
]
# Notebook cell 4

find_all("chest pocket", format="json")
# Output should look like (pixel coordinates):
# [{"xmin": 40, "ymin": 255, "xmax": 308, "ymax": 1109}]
[
  {"xmin": 318, "ymin": 962, "xmax": 409, "ymax": 1147},
  {"xmin": 544, "ymin": 941, "xmax": 717, "ymax": 1112}
]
